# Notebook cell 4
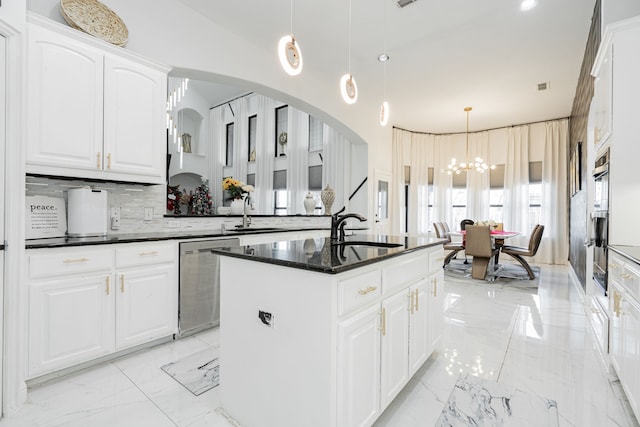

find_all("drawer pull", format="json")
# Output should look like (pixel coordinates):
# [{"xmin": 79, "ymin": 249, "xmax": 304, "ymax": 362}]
[
  {"xmin": 139, "ymin": 251, "xmax": 160, "ymax": 256},
  {"xmin": 120, "ymin": 274, "xmax": 125, "ymax": 293},
  {"xmin": 96, "ymin": 152, "xmax": 101, "ymax": 169},
  {"xmin": 432, "ymin": 278, "xmax": 438, "ymax": 297},
  {"xmin": 609, "ymin": 263, "xmax": 620, "ymax": 270},
  {"xmin": 621, "ymin": 273, "xmax": 634, "ymax": 280},
  {"xmin": 105, "ymin": 276, "xmax": 110, "ymax": 295},
  {"xmin": 379, "ymin": 308, "xmax": 386, "ymax": 336},
  {"xmin": 358, "ymin": 286, "xmax": 377, "ymax": 296},
  {"xmin": 63, "ymin": 257, "xmax": 89, "ymax": 263},
  {"xmin": 435, "ymin": 257, "xmax": 444, "ymax": 262}
]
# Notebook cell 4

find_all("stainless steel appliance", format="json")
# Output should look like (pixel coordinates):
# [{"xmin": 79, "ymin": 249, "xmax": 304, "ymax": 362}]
[
  {"xmin": 592, "ymin": 149, "xmax": 610, "ymax": 296},
  {"xmin": 178, "ymin": 238, "xmax": 239, "ymax": 337}
]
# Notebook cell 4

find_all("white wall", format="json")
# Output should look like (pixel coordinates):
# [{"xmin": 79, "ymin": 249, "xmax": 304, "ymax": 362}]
[{"xmin": 602, "ymin": 0, "xmax": 640, "ymax": 30}]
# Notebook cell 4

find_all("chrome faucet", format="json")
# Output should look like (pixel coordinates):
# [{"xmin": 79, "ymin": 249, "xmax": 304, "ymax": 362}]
[
  {"xmin": 242, "ymin": 195, "xmax": 252, "ymax": 229},
  {"xmin": 330, "ymin": 207, "xmax": 367, "ymax": 241}
]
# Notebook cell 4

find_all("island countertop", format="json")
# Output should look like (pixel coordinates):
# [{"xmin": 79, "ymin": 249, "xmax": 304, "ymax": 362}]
[{"xmin": 212, "ymin": 234, "xmax": 446, "ymax": 274}]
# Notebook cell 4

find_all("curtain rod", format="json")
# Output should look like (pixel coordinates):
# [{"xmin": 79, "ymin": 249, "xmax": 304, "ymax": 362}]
[
  {"xmin": 392, "ymin": 116, "xmax": 570, "ymax": 136},
  {"xmin": 209, "ymin": 92, "xmax": 255, "ymax": 110}
]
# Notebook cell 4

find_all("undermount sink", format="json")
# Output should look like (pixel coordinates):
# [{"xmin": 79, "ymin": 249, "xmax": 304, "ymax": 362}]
[
  {"xmin": 331, "ymin": 241, "xmax": 404, "ymax": 248},
  {"xmin": 229, "ymin": 227, "xmax": 286, "ymax": 233}
]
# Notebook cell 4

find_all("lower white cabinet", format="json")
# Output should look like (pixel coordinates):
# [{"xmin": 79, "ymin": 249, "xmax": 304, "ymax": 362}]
[
  {"xmin": 427, "ymin": 270, "xmax": 445, "ymax": 355},
  {"xmin": 380, "ymin": 288, "xmax": 410, "ymax": 409},
  {"xmin": 337, "ymin": 304, "xmax": 382, "ymax": 427},
  {"xmin": 28, "ymin": 241, "xmax": 177, "ymax": 378},
  {"xmin": 29, "ymin": 273, "xmax": 114, "ymax": 376}
]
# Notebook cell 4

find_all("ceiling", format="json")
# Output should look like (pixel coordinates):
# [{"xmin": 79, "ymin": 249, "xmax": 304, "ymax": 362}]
[{"xmin": 176, "ymin": 0, "xmax": 596, "ymax": 134}]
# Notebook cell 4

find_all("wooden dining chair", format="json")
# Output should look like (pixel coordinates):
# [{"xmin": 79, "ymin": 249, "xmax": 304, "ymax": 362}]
[
  {"xmin": 500, "ymin": 225, "xmax": 544, "ymax": 280},
  {"xmin": 433, "ymin": 222, "xmax": 464, "ymax": 266},
  {"xmin": 464, "ymin": 225, "xmax": 500, "ymax": 280}
]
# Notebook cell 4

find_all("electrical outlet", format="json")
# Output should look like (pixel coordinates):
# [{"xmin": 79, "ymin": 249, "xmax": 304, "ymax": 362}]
[
  {"xmin": 144, "ymin": 207, "xmax": 154, "ymax": 221},
  {"xmin": 110, "ymin": 207, "xmax": 121, "ymax": 230}
]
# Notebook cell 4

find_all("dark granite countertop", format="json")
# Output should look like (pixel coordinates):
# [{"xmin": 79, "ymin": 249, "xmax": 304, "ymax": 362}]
[
  {"xmin": 25, "ymin": 227, "xmax": 328, "ymax": 249},
  {"xmin": 212, "ymin": 234, "xmax": 447, "ymax": 274},
  {"xmin": 609, "ymin": 245, "xmax": 640, "ymax": 266}
]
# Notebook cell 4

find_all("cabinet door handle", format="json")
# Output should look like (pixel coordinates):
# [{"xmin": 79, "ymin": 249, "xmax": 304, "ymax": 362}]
[
  {"xmin": 408, "ymin": 290, "xmax": 414, "ymax": 314},
  {"xmin": 105, "ymin": 276, "xmax": 110, "ymax": 295},
  {"xmin": 63, "ymin": 257, "xmax": 89, "ymax": 263},
  {"xmin": 414, "ymin": 289, "xmax": 419, "ymax": 311},
  {"xmin": 107, "ymin": 153, "xmax": 112, "ymax": 170},
  {"xmin": 120, "ymin": 274, "xmax": 125, "ymax": 293},
  {"xmin": 97, "ymin": 152, "xmax": 101, "ymax": 169},
  {"xmin": 379, "ymin": 308, "xmax": 386, "ymax": 336},
  {"xmin": 358, "ymin": 286, "xmax": 377, "ymax": 295},
  {"xmin": 432, "ymin": 278, "xmax": 438, "ymax": 297},
  {"xmin": 621, "ymin": 273, "xmax": 633, "ymax": 280}
]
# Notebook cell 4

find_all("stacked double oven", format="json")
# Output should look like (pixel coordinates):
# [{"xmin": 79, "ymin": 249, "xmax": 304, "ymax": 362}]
[{"xmin": 592, "ymin": 148, "xmax": 609, "ymax": 298}]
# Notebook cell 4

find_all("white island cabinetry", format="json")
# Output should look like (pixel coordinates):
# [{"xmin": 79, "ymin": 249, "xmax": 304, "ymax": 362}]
[
  {"xmin": 220, "ymin": 242, "xmax": 444, "ymax": 427},
  {"xmin": 27, "ymin": 241, "xmax": 177, "ymax": 378}
]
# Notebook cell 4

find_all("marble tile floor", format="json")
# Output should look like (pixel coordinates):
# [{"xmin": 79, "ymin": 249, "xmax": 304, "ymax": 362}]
[{"xmin": 1, "ymin": 264, "xmax": 638, "ymax": 427}]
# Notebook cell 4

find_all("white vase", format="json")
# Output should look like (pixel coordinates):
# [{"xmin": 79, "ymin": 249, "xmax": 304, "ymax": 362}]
[
  {"xmin": 321, "ymin": 185, "xmax": 335, "ymax": 215},
  {"xmin": 304, "ymin": 192, "xmax": 316, "ymax": 215},
  {"xmin": 230, "ymin": 198, "xmax": 244, "ymax": 215}
]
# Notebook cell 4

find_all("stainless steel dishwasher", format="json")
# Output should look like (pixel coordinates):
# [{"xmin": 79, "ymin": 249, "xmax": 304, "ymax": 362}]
[{"xmin": 178, "ymin": 238, "xmax": 240, "ymax": 337}]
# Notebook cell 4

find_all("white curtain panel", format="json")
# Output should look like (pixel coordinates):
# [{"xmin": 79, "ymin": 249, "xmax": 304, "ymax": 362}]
[
  {"xmin": 323, "ymin": 125, "xmax": 349, "ymax": 213},
  {"xmin": 390, "ymin": 128, "xmax": 409, "ymax": 235},
  {"xmin": 503, "ymin": 125, "xmax": 530, "ymax": 238},
  {"xmin": 256, "ymin": 95, "xmax": 275, "ymax": 214},
  {"xmin": 209, "ymin": 106, "xmax": 224, "ymax": 210},
  {"xmin": 409, "ymin": 133, "xmax": 432, "ymax": 236},
  {"xmin": 232, "ymin": 97, "xmax": 248, "ymax": 184},
  {"xmin": 287, "ymin": 107, "xmax": 309, "ymax": 214},
  {"xmin": 466, "ymin": 131, "xmax": 491, "ymax": 221},
  {"xmin": 534, "ymin": 119, "xmax": 569, "ymax": 264},
  {"xmin": 433, "ymin": 134, "xmax": 453, "ymax": 228}
]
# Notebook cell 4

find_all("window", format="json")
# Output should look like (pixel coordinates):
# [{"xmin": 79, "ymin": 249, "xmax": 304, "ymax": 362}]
[
  {"xmin": 248, "ymin": 115, "xmax": 257, "ymax": 162},
  {"xmin": 451, "ymin": 172, "xmax": 467, "ymax": 228},
  {"xmin": 273, "ymin": 170, "xmax": 287, "ymax": 215},
  {"xmin": 309, "ymin": 116, "xmax": 323, "ymax": 152},
  {"xmin": 275, "ymin": 106, "xmax": 288, "ymax": 157},
  {"xmin": 489, "ymin": 164, "xmax": 505, "ymax": 223},
  {"xmin": 529, "ymin": 161, "xmax": 542, "ymax": 231},
  {"xmin": 225, "ymin": 122, "xmax": 234, "ymax": 166}
]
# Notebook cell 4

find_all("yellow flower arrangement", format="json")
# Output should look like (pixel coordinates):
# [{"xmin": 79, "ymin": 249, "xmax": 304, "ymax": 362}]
[{"xmin": 223, "ymin": 178, "xmax": 254, "ymax": 200}]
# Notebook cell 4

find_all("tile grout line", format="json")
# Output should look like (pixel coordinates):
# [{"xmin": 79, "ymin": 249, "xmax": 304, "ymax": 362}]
[
  {"xmin": 114, "ymin": 362, "xmax": 180, "ymax": 427},
  {"xmin": 496, "ymin": 306, "xmax": 521, "ymax": 382}
]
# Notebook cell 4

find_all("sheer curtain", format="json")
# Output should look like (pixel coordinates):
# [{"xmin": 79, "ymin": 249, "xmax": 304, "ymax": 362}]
[
  {"xmin": 503, "ymin": 125, "xmax": 530, "ymax": 237},
  {"xmin": 255, "ymin": 95, "xmax": 275, "ymax": 213},
  {"xmin": 209, "ymin": 107, "xmax": 224, "ymax": 211},
  {"xmin": 323, "ymin": 125, "xmax": 350, "ymax": 212},
  {"xmin": 433, "ymin": 134, "xmax": 453, "ymax": 227},
  {"xmin": 534, "ymin": 119, "xmax": 569, "ymax": 264},
  {"xmin": 390, "ymin": 128, "xmax": 410, "ymax": 235},
  {"xmin": 232, "ymin": 97, "xmax": 248, "ymax": 184},
  {"xmin": 409, "ymin": 133, "xmax": 432, "ymax": 236},
  {"xmin": 287, "ymin": 108, "xmax": 309, "ymax": 214},
  {"xmin": 466, "ymin": 131, "xmax": 491, "ymax": 221}
]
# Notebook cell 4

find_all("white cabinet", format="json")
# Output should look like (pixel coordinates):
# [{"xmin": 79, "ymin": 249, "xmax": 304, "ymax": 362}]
[
  {"xmin": 26, "ymin": 17, "xmax": 168, "ymax": 184},
  {"xmin": 409, "ymin": 279, "xmax": 430, "ymax": 376},
  {"xmin": 427, "ymin": 270, "xmax": 445, "ymax": 355},
  {"xmin": 591, "ymin": 34, "xmax": 613, "ymax": 150},
  {"xmin": 380, "ymin": 288, "xmax": 410, "ymax": 409},
  {"xmin": 609, "ymin": 250, "xmax": 640, "ymax": 419},
  {"xmin": 337, "ymin": 304, "xmax": 381, "ymax": 427},
  {"xmin": 28, "ymin": 241, "xmax": 178, "ymax": 378}
]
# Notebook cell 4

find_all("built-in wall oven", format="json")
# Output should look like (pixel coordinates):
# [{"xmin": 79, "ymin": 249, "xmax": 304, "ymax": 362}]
[{"xmin": 592, "ymin": 148, "xmax": 609, "ymax": 296}]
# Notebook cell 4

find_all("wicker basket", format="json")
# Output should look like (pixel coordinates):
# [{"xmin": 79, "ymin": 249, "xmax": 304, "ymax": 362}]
[{"xmin": 60, "ymin": 0, "xmax": 128, "ymax": 47}]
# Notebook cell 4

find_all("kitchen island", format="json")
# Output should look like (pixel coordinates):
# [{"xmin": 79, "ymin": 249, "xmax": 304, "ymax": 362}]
[{"xmin": 215, "ymin": 235, "xmax": 446, "ymax": 427}]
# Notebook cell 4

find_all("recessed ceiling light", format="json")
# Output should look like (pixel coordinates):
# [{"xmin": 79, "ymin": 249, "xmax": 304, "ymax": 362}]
[
  {"xmin": 520, "ymin": 0, "xmax": 537, "ymax": 11},
  {"xmin": 378, "ymin": 53, "xmax": 390, "ymax": 62}
]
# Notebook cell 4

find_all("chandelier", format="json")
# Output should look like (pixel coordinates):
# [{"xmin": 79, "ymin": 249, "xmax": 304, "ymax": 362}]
[{"xmin": 447, "ymin": 107, "xmax": 495, "ymax": 174}]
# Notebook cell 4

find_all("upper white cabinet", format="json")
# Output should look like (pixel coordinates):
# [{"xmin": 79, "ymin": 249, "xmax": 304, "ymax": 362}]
[
  {"xmin": 26, "ymin": 16, "xmax": 169, "ymax": 184},
  {"xmin": 591, "ymin": 34, "xmax": 613, "ymax": 151}
]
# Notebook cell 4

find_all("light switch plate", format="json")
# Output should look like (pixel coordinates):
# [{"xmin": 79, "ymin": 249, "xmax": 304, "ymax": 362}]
[
  {"xmin": 144, "ymin": 207, "xmax": 154, "ymax": 221},
  {"xmin": 110, "ymin": 207, "xmax": 121, "ymax": 230}
]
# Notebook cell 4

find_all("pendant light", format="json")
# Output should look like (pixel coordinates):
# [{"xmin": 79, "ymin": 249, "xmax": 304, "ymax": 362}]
[
  {"xmin": 278, "ymin": 0, "xmax": 303, "ymax": 76},
  {"xmin": 446, "ymin": 107, "xmax": 495, "ymax": 174},
  {"xmin": 379, "ymin": 0, "xmax": 390, "ymax": 126},
  {"xmin": 340, "ymin": 0, "xmax": 358, "ymax": 104}
]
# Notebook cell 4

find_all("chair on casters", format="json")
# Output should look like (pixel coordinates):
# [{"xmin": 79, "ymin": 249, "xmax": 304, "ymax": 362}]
[
  {"xmin": 433, "ymin": 222, "xmax": 464, "ymax": 267},
  {"xmin": 500, "ymin": 225, "xmax": 544, "ymax": 280},
  {"xmin": 464, "ymin": 225, "xmax": 500, "ymax": 280}
]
